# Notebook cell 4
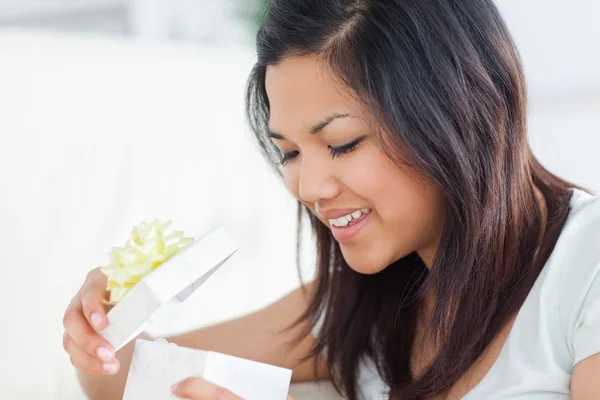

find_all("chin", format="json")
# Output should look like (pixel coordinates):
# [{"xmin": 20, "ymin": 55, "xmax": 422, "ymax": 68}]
[
  {"xmin": 340, "ymin": 248, "xmax": 390, "ymax": 275},
  {"xmin": 340, "ymin": 244, "xmax": 412, "ymax": 275}
]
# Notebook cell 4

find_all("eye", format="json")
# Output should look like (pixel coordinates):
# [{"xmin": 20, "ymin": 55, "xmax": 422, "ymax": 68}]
[
  {"xmin": 280, "ymin": 150, "xmax": 299, "ymax": 166},
  {"xmin": 329, "ymin": 137, "xmax": 365, "ymax": 158}
]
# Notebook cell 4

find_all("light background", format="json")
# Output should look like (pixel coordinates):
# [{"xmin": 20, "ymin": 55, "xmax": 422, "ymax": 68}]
[{"xmin": 0, "ymin": 1, "xmax": 598, "ymax": 399}]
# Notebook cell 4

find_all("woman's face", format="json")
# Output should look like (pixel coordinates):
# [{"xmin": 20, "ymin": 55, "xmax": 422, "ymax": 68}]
[{"xmin": 265, "ymin": 56, "xmax": 445, "ymax": 273}]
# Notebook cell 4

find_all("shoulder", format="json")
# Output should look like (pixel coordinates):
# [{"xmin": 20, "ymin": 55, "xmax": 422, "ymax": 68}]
[
  {"xmin": 556, "ymin": 188, "xmax": 600, "ymax": 289},
  {"xmin": 568, "ymin": 188, "xmax": 600, "ymax": 231},
  {"xmin": 555, "ymin": 189, "xmax": 600, "ymax": 295},
  {"xmin": 554, "ymin": 189, "xmax": 600, "ymax": 364}
]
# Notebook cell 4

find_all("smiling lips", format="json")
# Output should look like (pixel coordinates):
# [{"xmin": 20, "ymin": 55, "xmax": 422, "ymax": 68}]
[{"xmin": 328, "ymin": 208, "xmax": 371, "ymax": 227}]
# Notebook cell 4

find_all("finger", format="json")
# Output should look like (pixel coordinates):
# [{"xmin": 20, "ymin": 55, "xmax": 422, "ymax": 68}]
[
  {"xmin": 63, "ymin": 303, "xmax": 115, "ymax": 361},
  {"xmin": 172, "ymin": 377, "xmax": 242, "ymax": 399},
  {"xmin": 81, "ymin": 269, "xmax": 109, "ymax": 331},
  {"xmin": 287, "ymin": 396, "xmax": 295, "ymax": 400},
  {"xmin": 63, "ymin": 332, "xmax": 120, "ymax": 375}
]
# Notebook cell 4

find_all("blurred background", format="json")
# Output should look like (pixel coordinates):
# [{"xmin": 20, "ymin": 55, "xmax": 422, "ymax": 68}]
[{"xmin": 0, "ymin": 0, "xmax": 598, "ymax": 399}]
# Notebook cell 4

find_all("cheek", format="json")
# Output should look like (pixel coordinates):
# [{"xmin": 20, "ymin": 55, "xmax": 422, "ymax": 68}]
[
  {"xmin": 341, "ymin": 147, "xmax": 403, "ymax": 205},
  {"xmin": 346, "ymin": 148, "xmax": 443, "ymax": 234}
]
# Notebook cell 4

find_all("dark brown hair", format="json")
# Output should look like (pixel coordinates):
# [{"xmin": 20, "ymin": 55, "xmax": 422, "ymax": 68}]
[{"xmin": 245, "ymin": 0, "xmax": 578, "ymax": 398}]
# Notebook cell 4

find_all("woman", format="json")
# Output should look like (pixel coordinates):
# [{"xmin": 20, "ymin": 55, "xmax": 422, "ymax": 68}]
[{"xmin": 62, "ymin": 0, "xmax": 600, "ymax": 399}]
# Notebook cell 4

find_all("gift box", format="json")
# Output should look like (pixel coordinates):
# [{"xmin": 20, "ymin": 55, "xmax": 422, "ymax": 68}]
[
  {"xmin": 123, "ymin": 338, "xmax": 292, "ymax": 400},
  {"xmin": 99, "ymin": 227, "xmax": 238, "ymax": 351}
]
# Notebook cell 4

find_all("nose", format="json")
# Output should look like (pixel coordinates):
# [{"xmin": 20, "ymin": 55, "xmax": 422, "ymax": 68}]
[{"xmin": 297, "ymin": 156, "xmax": 341, "ymax": 204}]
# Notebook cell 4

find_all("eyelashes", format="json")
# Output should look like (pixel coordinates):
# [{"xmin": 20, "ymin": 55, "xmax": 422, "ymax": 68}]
[
  {"xmin": 329, "ymin": 137, "xmax": 365, "ymax": 158},
  {"xmin": 279, "ymin": 137, "xmax": 365, "ymax": 166},
  {"xmin": 280, "ymin": 150, "xmax": 299, "ymax": 166}
]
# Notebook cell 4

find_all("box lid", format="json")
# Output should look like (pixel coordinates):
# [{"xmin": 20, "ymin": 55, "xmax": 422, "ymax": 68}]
[{"xmin": 100, "ymin": 227, "xmax": 238, "ymax": 351}]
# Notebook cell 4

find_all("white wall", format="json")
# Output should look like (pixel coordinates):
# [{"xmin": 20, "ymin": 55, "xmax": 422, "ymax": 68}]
[
  {"xmin": 0, "ymin": 0, "xmax": 255, "ymax": 44},
  {"xmin": 497, "ymin": 0, "xmax": 600, "ymax": 192}
]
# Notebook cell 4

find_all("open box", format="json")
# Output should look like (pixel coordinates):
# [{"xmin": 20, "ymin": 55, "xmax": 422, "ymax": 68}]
[
  {"xmin": 98, "ymin": 227, "xmax": 293, "ymax": 399},
  {"xmin": 99, "ymin": 227, "xmax": 239, "ymax": 352}
]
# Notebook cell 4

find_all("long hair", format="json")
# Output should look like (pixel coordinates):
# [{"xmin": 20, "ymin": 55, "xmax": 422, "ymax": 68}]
[{"xmin": 245, "ymin": 0, "xmax": 577, "ymax": 398}]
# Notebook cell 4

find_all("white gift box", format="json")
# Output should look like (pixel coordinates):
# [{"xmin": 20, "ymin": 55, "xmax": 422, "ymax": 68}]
[
  {"xmin": 123, "ymin": 338, "xmax": 292, "ymax": 400},
  {"xmin": 99, "ymin": 227, "xmax": 239, "ymax": 351}
]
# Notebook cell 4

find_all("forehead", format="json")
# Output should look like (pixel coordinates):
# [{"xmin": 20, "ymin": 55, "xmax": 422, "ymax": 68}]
[{"xmin": 265, "ymin": 56, "xmax": 365, "ymax": 131}]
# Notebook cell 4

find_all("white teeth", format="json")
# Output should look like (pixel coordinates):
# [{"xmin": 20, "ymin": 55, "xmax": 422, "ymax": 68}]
[
  {"xmin": 332, "ymin": 217, "xmax": 348, "ymax": 227},
  {"xmin": 328, "ymin": 208, "xmax": 372, "ymax": 227}
]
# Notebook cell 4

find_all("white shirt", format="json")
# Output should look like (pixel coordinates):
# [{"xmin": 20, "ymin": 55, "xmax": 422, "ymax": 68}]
[{"xmin": 352, "ymin": 188, "xmax": 600, "ymax": 399}]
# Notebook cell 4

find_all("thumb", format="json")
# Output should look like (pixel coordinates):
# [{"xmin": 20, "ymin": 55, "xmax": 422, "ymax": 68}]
[{"xmin": 172, "ymin": 377, "xmax": 242, "ymax": 399}]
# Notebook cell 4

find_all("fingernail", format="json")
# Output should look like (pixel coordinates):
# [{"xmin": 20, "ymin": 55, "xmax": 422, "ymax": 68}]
[
  {"xmin": 102, "ymin": 362, "xmax": 119, "ymax": 374},
  {"xmin": 91, "ymin": 313, "xmax": 102, "ymax": 328},
  {"xmin": 171, "ymin": 383, "xmax": 178, "ymax": 393},
  {"xmin": 96, "ymin": 346, "xmax": 114, "ymax": 362}
]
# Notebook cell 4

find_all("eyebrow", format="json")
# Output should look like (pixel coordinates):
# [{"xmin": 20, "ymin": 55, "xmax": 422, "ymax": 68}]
[{"xmin": 268, "ymin": 112, "xmax": 352, "ymax": 140}]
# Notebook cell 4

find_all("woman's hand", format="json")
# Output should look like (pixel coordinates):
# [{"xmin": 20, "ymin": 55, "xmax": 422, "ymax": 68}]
[
  {"xmin": 62, "ymin": 267, "xmax": 120, "ymax": 375},
  {"xmin": 171, "ymin": 377, "xmax": 295, "ymax": 400}
]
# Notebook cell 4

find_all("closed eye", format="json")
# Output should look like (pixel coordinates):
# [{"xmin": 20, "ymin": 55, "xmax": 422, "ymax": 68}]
[
  {"xmin": 280, "ymin": 150, "xmax": 299, "ymax": 166},
  {"xmin": 329, "ymin": 137, "xmax": 365, "ymax": 158},
  {"xmin": 279, "ymin": 136, "xmax": 366, "ymax": 166}
]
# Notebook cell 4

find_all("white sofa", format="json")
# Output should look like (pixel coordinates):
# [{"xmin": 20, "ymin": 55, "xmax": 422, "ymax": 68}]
[{"xmin": 0, "ymin": 17, "xmax": 598, "ymax": 399}]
